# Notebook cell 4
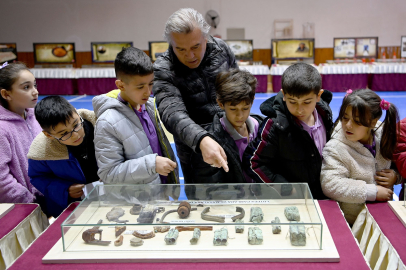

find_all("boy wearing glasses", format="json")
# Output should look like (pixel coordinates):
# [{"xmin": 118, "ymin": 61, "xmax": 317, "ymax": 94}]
[{"xmin": 27, "ymin": 96, "xmax": 99, "ymax": 217}]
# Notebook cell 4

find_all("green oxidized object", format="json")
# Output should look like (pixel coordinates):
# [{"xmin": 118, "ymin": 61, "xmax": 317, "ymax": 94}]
[
  {"xmin": 213, "ymin": 228, "xmax": 228, "ymax": 246},
  {"xmin": 249, "ymin": 207, "xmax": 264, "ymax": 223},
  {"xmin": 289, "ymin": 222, "xmax": 306, "ymax": 246},
  {"xmin": 190, "ymin": 228, "xmax": 201, "ymax": 245},
  {"xmin": 164, "ymin": 228, "xmax": 179, "ymax": 245},
  {"xmin": 235, "ymin": 218, "xmax": 244, "ymax": 233},
  {"xmin": 284, "ymin": 206, "xmax": 300, "ymax": 221},
  {"xmin": 248, "ymin": 227, "xmax": 263, "ymax": 245}
]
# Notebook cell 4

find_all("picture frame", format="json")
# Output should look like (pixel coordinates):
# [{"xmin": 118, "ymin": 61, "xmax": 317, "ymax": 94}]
[
  {"xmin": 91, "ymin": 42, "xmax": 133, "ymax": 63},
  {"xmin": 271, "ymin": 39, "xmax": 315, "ymax": 60},
  {"xmin": 354, "ymin": 37, "xmax": 378, "ymax": 58},
  {"xmin": 224, "ymin": 40, "xmax": 254, "ymax": 61},
  {"xmin": 0, "ymin": 43, "xmax": 17, "ymax": 64},
  {"xmin": 148, "ymin": 41, "xmax": 169, "ymax": 61},
  {"xmin": 333, "ymin": 38, "xmax": 356, "ymax": 59},
  {"xmin": 401, "ymin": 36, "xmax": 406, "ymax": 58},
  {"xmin": 33, "ymin": 43, "xmax": 76, "ymax": 64}
]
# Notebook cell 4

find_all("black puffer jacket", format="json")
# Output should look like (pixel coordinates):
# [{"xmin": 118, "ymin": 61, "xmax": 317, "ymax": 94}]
[
  {"xmin": 152, "ymin": 36, "xmax": 238, "ymax": 152},
  {"xmin": 190, "ymin": 112, "xmax": 263, "ymax": 184},
  {"xmin": 243, "ymin": 91, "xmax": 334, "ymax": 200}
]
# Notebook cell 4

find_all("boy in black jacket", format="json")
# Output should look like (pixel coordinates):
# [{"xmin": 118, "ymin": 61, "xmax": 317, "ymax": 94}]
[
  {"xmin": 243, "ymin": 63, "xmax": 333, "ymax": 199},
  {"xmin": 191, "ymin": 69, "xmax": 263, "ymax": 183}
]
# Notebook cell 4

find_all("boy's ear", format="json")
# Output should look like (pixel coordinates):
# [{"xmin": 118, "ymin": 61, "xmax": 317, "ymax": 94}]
[
  {"xmin": 281, "ymin": 90, "xmax": 286, "ymax": 101},
  {"xmin": 42, "ymin": 131, "xmax": 55, "ymax": 139},
  {"xmin": 115, "ymin": 79, "xmax": 125, "ymax": 91},
  {"xmin": 217, "ymin": 99, "xmax": 225, "ymax": 110},
  {"xmin": 317, "ymin": 89, "xmax": 324, "ymax": 102}
]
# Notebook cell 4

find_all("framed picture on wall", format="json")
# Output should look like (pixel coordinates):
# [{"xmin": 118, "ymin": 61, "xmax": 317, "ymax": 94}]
[
  {"xmin": 271, "ymin": 39, "xmax": 315, "ymax": 60},
  {"xmin": 0, "ymin": 43, "xmax": 17, "ymax": 64},
  {"xmin": 148, "ymin": 41, "xmax": 169, "ymax": 61},
  {"xmin": 333, "ymin": 38, "xmax": 356, "ymax": 58},
  {"xmin": 33, "ymin": 43, "xmax": 76, "ymax": 64},
  {"xmin": 224, "ymin": 40, "xmax": 254, "ymax": 61},
  {"xmin": 401, "ymin": 36, "xmax": 406, "ymax": 58},
  {"xmin": 91, "ymin": 42, "xmax": 132, "ymax": 63},
  {"xmin": 354, "ymin": 37, "xmax": 378, "ymax": 58}
]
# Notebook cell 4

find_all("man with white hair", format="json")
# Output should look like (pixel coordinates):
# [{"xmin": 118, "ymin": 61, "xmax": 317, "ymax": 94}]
[{"xmin": 153, "ymin": 8, "xmax": 237, "ymax": 185}]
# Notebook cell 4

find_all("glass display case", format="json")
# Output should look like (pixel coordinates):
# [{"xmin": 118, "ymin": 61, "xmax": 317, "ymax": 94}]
[{"xmin": 60, "ymin": 183, "xmax": 324, "ymax": 254}]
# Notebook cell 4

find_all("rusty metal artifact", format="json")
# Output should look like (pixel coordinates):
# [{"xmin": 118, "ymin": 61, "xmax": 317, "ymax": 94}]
[
  {"xmin": 114, "ymin": 235, "xmax": 123, "ymax": 246},
  {"xmin": 106, "ymin": 207, "xmax": 128, "ymax": 223},
  {"xmin": 132, "ymin": 230, "xmax": 155, "ymax": 239},
  {"xmin": 154, "ymin": 226, "xmax": 171, "ymax": 233},
  {"xmin": 201, "ymin": 207, "xmax": 225, "ymax": 223},
  {"xmin": 231, "ymin": 206, "xmax": 245, "ymax": 222},
  {"xmin": 115, "ymin": 226, "xmax": 126, "ymax": 237},
  {"xmin": 175, "ymin": 226, "xmax": 213, "ymax": 232}
]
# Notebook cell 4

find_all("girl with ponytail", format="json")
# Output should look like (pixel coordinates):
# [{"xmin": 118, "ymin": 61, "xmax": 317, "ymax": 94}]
[{"xmin": 321, "ymin": 89, "xmax": 401, "ymax": 225}]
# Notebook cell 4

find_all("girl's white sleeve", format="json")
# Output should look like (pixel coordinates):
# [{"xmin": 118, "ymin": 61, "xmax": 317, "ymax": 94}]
[{"xmin": 321, "ymin": 142, "xmax": 376, "ymax": 203}]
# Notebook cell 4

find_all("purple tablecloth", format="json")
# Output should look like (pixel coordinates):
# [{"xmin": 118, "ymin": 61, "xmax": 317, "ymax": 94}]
[
  {"xmin": 77, "ymin": 78, "xmax": 117, "ymax": 95},
  {"xmin": 0, "ymin": 204, "xmax": 39, "ymax": 240},
  {"xmin": 272, "ymin": 75, "xmax": 282, "ymax": 93},
  {"xmin": 367, "ymin": 202, "xmax": 406, "ymax": 264},
  {"xmin": 254, "ymin": 75, "xmax": 268, "ymax": 93},
  {"xmin": 37, "ymin": 79, "xmax": 76, "ymax": 95},
  {"xmin": 370, "ymin": 74, "xmax": 406, "ymax": 91},
  {"xmin": 321, "ymin": 74, "xmax": 369, "ymax": 92},
  {"xmin": 9, "ymin": 200, "xmax": 369, "ymax": 270}
]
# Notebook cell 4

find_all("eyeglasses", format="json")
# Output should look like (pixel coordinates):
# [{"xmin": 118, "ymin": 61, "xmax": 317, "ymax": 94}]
[{"xmin": 51, "ymin": 117, "xmax": 84, "ymax": 141}]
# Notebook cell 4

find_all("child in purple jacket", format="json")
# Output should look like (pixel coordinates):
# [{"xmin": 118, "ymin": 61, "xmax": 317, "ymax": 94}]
[{"xmin": 0, "ymin": 62, "xmax": 43, "ymax": 203}]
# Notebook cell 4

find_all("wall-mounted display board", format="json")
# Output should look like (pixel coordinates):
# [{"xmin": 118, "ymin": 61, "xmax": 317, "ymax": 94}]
[
  {"xmin": 33, "ymin": 43, "xmax": 76, "ymax": 64},
  {"xmin": 149, "ymin": 41, "xmax": 169, "ymax": 61},
  {"xmin": 334, "ymin": 37, "xmax": 378, "ymax": 59},
  {"xmin": 91, "ymin": 42, "xmax": 132, "ymax": 63},
  {"xmin": 401, "ymin": 36, "xmax": 406, "ymax": 58},
  {"xmin": 0, "ymin": 43, "xmax": 17, "ymax": 64},
  {"xmin": 271, "ymin": 39, "xmax": 315, "ymax": 60},
  {"xmin": 224, "ymin": 40, "xmax": 254, "ymax": 61}
]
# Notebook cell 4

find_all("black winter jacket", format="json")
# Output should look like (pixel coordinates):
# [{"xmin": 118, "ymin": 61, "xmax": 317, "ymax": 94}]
[
  {"xmin": 243, "ymin": 91, "xmax": 334, "ymax": 200},
  {"xmin": 191, "ymin": 112, "xmax": 264, "ymax": 184},
  {"xmin": 152, "ymin": 36, "xmax": 238, "ymax": 152}
]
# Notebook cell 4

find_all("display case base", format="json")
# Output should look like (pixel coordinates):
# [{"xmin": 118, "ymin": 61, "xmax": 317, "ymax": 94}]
[
  {"xmin": 388, "ymin": 201, "xmax": 406, "ymax": 227},
  {"xmin": 42, "ymin": 201, "xmax": 339, "ymax": 263}
]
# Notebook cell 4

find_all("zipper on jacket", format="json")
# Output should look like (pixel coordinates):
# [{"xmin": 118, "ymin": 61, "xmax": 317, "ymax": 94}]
[{"xmin": 153, "ymin": 98, "xmax": 179, "ymax": 184}]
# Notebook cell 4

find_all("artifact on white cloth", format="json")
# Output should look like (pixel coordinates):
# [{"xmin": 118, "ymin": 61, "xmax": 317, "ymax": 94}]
[
  {"xmin": 289, "ymin": 222, "xmax": 306, "ymax": 246},
  {"xmin": 82, "ymin": 220, "xmax": 111, "ymax": 246},
  {"xmin": 130, "ymin": 204, "xmax": 143, "ymax": 215},
  {"xmin": 189, "ymin": 228, "xmax": 201, "ymax": 245},
  {"xmin": 201, "ymin": 207, "xmax": 225, "ymax": 223},
  {"xmin": 213, "ymin": 228, "xmax": 228, "ymax": 246},
  {"xmin": 130, "ymin": 237, "xmax": 144, "ymax": 246},
  {"xmin": 137, "ymin": 204, "xmax": 159, "ymax": 223},
  {"xmin": 164, "ymin": 228, "xmax": 179, "ymax": 245},
  {"xmin": 231, "ymin": 206, "xmax": 245, "ymax": 221},
  {"xmin": 284, "ymin": 206, "xmax": 300, "ymax": 221},
  {"xmin": 234, "ymin": 219, "xmax": 244, "ymax": 233},
  {"xmin": 271, "ymin": 217, "xmax": 281, "ymax": 234},
  {"xmin": 248, "ymin": 227, "xmax": 263, "ymax": 245},
  {"xmin": 114, "ymin": 235, "xmax": 123, "ymax": 246},
  {"xmin": 132, "ymin": 230, "xmax": 155, "ymax": 239},
  {"xmin": 106, "ymin": 207, "xmax": 128, "ymax": 223},
  {"xmin": 160, "ymin": 202, "xmax": 197, "ymax": 223},
  {"xmin": 115, "ymin": 226, "xmax": 126, "ymax": 237},
  {"xmin": 154, "ymin": 226, "xmax": 171, "ymax": 233},
  {"xmin": 175, "ymin": 226, "xmax": 213, "ymax": 232},
  {"xmin": 249, "ymin": 207, "xmax": 264, "ymax": 223}
]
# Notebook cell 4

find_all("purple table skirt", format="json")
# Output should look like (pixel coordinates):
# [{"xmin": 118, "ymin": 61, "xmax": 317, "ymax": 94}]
[
  {"xmin": 36, "ymin": 79, "xmax": 75, "ymax": 95},
  {"xmin": 254, "ymin": 75, "xmax": 268, "ymax": 93},
  {"xmin": 77, "ymin": 78, "xmax": 117, "ymax": 95},
  {"xmin": 322, "ymin": 74, "xmax": 369, "ymax": 92},
  {"xmin": 370, "ymin": 73, "xmax": 406, "ymax": 91},
  {"xmin": 0, "ymin": 204, "xmax": 39, "ymax": 240},
  {"xmin": 9, "ymin": 200, "xmax": 369, "ymax": 270},
  {"xmin": 272, "ymin": 76, "xmax": 282, "ymax": 93}
]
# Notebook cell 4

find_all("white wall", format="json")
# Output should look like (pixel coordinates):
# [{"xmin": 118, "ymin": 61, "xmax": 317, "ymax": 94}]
[{"xmin": 1, "ymin": 0, "xmax": 405, "ymax": 51}]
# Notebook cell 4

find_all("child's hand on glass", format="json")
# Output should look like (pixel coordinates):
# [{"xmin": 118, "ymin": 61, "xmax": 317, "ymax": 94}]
[
  {"xmin": 376, "ymin": 185, "xmax": 394, "ymax": 201},
  {"xmin": 375, "ymin": 169, "xmax": 397, "ymax": 188},
  {"xmin": 68, "ymin": 184, "xmax": 85, "ymax": 198},
  {"xmin": 156, "ymin": 156, "xmax": 177, "ymax": 176}
]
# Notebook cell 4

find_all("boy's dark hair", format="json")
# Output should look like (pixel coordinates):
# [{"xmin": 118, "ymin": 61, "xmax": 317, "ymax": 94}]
[
  {"xmin": 114, "ymin": 47, "xmax": 153, "ymax": 79},
  {"xmin": 281, "ymin": 62, "xmax": 321, "ymax": 97},
  {"xmin": 337, "ymin": 89, "xmax": 400, "ymax": 160},
  {"xmin": 0, "ymin": 62, "xmax": 31, "ymax": 107},
  {"xmin": 35, "ymin": 96, "xmax": 77, "ymax": 132},
  {"xmin": 215, "ymin": 69, "xmax": 257, "ymax": 106}
]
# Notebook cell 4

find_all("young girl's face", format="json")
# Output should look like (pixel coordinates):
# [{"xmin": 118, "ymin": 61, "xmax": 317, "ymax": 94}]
[
  {"xmin": 341, "ymin": 106, "xmax": 377, "ymax": 144},
  {"xmin": 7, "ymin": 70, "xmax": 38, "ymax": 109}
]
